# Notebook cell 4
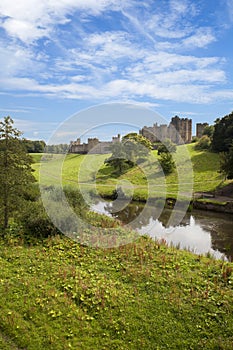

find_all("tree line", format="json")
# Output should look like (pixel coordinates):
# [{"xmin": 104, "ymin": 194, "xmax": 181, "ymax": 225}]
[
  {"xmin": 0, "ymin": 138, "xmax": 70, "ymax": 154},
  {"xmin": 195, "ymin": 111, "xmax": 233, "ymax": 179}
]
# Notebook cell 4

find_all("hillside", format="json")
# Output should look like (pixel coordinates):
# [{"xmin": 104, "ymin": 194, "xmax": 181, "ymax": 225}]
[
  {"xmin": 0, "ymin": 235, "xmax": 233, "ymax": 349},
  {"xmin": 32, "ymin": 144, "xmax": 223, "ymax": 200}
]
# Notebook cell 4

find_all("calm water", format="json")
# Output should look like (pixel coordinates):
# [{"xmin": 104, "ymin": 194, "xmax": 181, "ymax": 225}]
[{"xmin": 91, "ymin": 199, "xmax": 233, "ymax": 260}]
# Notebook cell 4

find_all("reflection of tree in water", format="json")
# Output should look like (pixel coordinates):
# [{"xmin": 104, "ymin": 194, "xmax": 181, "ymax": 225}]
[
  {"xmin": 102, "ymin": 200, "xmax": 233, "ymax": 260},
  {"xmin": 104, "ymin": 201, "xmax": 146, "ymax": 226},
  {"xmin": 104, "ymin": 200, "xmax": 190, "ymax": 229},
  {"xmin": 193, "ymin": 211, "xmax": 233, "ymax": 261}
]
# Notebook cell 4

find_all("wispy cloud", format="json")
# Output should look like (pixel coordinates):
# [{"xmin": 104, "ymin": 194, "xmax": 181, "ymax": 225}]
[{"xmin": 0, "ymin": 0, "xmax": 232, "ymax": 107}]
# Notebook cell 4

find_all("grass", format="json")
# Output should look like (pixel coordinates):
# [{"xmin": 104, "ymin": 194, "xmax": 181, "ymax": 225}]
[
  {"xmin": 32, "ymin": 143, "xmax": 224, "ymax": 200},
  {"xmin": 0, "ymin": 234, "xmax": 233, "ymax": 349}
]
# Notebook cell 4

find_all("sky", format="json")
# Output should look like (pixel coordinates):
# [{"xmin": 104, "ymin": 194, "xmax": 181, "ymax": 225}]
[{"xmin": 0, "ymin": 0, "xmax": 233, "ymax": 142}]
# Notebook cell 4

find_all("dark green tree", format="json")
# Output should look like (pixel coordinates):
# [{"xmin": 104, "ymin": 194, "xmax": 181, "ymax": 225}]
[
  {"xmin": 219, "ymin": 143, "xmax": 233, "ymax": 179},
  {"xmin": 22, "ymin": 139, "xmax": 46, "ymax": 153},
  {"xmin": 202, "ymin": 125, "xmax": 214, "ymax": 139},
  {"xmin": 195, "ymin": 135, "xmax": 211, "ymax": 150},
  {"xmin": 212, "ymin": 112, "xmax": 233, "ymax": 152},
  {"xmin": 157, "ymin": 138, "xmax": 177, "ymax": 155},
  {"xmin": 159, "ymin": 152, "xmax": 175, "ymax": 175},
  {"xmin": 104, "ymin": 142, "xmax": 128, "ymax": 174},
  {"xmin": 105, "ymin": 133, "xmax": 152, "ymax": 175},
  {"xmin": 122, "ymin": 133, "xmax": 152, "ymax": 163},
  {"xmin": 0, "ymin": 116, "xmax": 35, "ymax": 231}
]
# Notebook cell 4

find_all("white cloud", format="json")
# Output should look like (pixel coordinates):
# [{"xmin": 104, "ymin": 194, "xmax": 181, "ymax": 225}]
[
  {"xmin": 226, "ymin": 0, "xmax": 233, "ymax": 22},
  {"xmin": 0, "ymin": 0, "xmax": 131, "ymax": 44},
  {"xmin": 182, "ymin": 28, "xmax": 216, "ymax": 48},
  {"xmin": 0, "ymin": 42, "xmax": 45, "ymax": 78},
  {"xmin": 0, "ymin": 0, "xmax": 232, "ymax": 108}
]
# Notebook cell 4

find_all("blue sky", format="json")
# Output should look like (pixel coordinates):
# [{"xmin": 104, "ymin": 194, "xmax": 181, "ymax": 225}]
[{"xmin": 0, "ymin": 0, "xmax": 233, "ymax": 142}]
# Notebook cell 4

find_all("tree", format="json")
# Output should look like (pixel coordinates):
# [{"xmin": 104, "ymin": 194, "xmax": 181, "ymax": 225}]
[
  {"xmin": 194, "ymin": 135, "xmax": 211, "ymax": 150},
  {"xmin": 104, "ymin": 142, "xmax": 128, "ymax": 174},
  {"xmin": 105, "ymin": 133, "xmax": 152, "ymax": 175},
  {"xmin": 157, "ymin": 138, "xmax": 176, "ymax": 155},
  {"xmin": 159, "ymin": 152, "xmax": 175, "ymax": 175},
  {"xmin": 219, "ymin": 143, "xmax": 233, "ymax": 179},
  {"xmin": 22, "ymin": 139, "xmax": 46, "ymax": 153},
  {"xmin": 212, "ymin": 112, "xmax": 233, "ymax": 152},
  {"xmin": 202, "ymin": 125, "xmax": 214, "ymax": 139},
  {"xmin": 0, "ymin": 116, "xmax": 35, "ymax": 231},
  {"xmin": 122, "ymin": 133, "xmax": 152, "ymax": 163}
]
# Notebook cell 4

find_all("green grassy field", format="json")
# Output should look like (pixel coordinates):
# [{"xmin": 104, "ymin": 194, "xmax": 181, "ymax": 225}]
[
  {"xmin": 0, "ymin": 235, "xmax": 233, "ymax": 350},
  {"xmin": 32, "ymin": 143, "xmax": 224, "ymax": 200}
]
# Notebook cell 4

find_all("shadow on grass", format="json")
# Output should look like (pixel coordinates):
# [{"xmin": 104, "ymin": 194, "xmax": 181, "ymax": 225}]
[{"xmin": 190, "ymin": 151, "xmax": 220, "ymax": 173}]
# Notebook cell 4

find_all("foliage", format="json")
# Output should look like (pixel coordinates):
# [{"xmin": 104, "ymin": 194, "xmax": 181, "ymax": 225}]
[
  {"xmin": 122, "ymin": 132, "xmax": 152, "ymax": 150},
  {"xmin": 18, "ymin": 185, "xmax": 89, "ymax": 239},
  {"xmin": 191, "ymin": 136, "xmax": 198, "ymax": 143},
  {"xmin": 45, "ymin": 143, "xmax": 69, "ymax": 154},
  {"xmin": 212, "ymin": 111, "xmax": 233, "ymax": 152},
  {"xmin": 156, "ymin": 139, "xmax": 177, "ymax": 175},
  {"xmin": 158, "ymin": 152, "xmax": 176, "ymax": 174},
  {"xmin": 219, "ymin": 143, "xmax": 233, "ymax": 179},
  {"xmin": 202, "ymin": 125, "xmax": 214, "ymax": 139},
  {"xmin": 157, "ymin": 138, "xmax": 177, "ymax": 155},
  {"xmin": 0, "ymin": 235, "xmax": 233, "ymax": 349},
  {"xmin": 105, "ymin": 134, "xmax": 152, "ymax": 175},
  {"xmin": 0, "ymin": 116, "xmax": 35, "ymax": 231},
  {"xmin": 22, "ymin": 139, "xmax": 46, "ymax": 153},
  {"xmin": 195, "ymin": 135, "xmax": 211, "ymax": 150},
  {"xmin": 32, "ymin": 144, "xmax": 223, "ymax": 200},
  {"xmin": 104, "ymin": 142, "xmax": 129, "ymax": 174}
]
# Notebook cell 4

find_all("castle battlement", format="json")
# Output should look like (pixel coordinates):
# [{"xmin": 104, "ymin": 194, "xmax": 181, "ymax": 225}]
[{"xmin": 69, "ymin": 134, "xmax": 120, "ymax": 154}]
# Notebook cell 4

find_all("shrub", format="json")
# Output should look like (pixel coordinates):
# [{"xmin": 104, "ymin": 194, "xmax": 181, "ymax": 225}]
[
  {"xmin": 195, "ymin": 135, "xmax": 211, "ymax": 150},
  {"xmin": 159, "ymin": 152, "xmax": 175, "ymax": 174}
]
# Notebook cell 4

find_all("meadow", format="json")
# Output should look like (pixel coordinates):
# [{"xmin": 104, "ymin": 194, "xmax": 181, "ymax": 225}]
[
  {"xmin": 0, "ymin": 144, "xmax": 232, "ymax": 349},
  {"xmin": 0, "ymin": 234, "xmax": 233, "ymax": 349},
  {"xmin": 32, "ymin": 143, "xmax": 223, "ymax": 201}
]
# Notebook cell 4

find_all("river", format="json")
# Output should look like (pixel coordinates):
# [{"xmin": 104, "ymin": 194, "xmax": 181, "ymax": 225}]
[{"xmin": 91, "ymin": 199, "xmax": 233, "ymax": 261}]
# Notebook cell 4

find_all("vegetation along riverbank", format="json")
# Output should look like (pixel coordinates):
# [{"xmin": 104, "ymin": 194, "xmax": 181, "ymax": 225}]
[
  {"xmin": 0, "ymin": 234, "xmax": 233, "ymax": 350},
  {"xmin": 1, "ymin": 116, "xmax": 233, "ymax": 349}
]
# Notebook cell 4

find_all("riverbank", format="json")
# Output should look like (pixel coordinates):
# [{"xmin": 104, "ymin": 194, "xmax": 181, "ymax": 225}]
[
  {"xmin": 0, "ymin": 234, "xmax": 233, "ymax": 349},
  {"xmin": 32, "ymin": 144, "xmax": 233, "ymax": 215}
]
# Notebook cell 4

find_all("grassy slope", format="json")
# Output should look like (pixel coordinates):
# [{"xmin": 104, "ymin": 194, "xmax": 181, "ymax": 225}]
[
  {"xmin": 0, "ymin": 235, "xmax": 233, "ymax": 350},
  {"xmin": 32, "ymin": 144, "xmax": 223, "ymax": 199}
]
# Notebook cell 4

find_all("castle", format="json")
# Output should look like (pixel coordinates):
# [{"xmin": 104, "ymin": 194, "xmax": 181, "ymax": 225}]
[
  {"xmin": 139, "ymin": 116, "xmax": 192, "ymax": 145},
  {"xmin": 69, "ymin": 117, "xmax": 209, "ymax": 154},
  {"xmin": 196, "ymin": 122, "xmax": 209, "ymax": 139},
  {"xmin": 69, "ymin": 134, "xmax": 121, "ymax": 154}
]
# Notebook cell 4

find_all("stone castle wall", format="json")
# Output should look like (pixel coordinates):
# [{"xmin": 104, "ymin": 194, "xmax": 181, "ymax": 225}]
[
  {"xmin": 140, "ymin": 116, "xmax": 192, "ymax": 144},
  {"xmin": 70, "ymin": 117, "xmax": 208, "ymax": 154},
  {"xmin": 69, "ymin": 134, "xmax": 120, "ymax": 154}
]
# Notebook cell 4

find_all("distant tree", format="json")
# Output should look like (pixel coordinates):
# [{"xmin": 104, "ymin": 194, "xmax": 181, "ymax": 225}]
[
  {"xmin": 202, "ymin": 125, "xmax": 214, "ymax": 139},
  {"xmin": 0, "ymin": 116, "xmax": 35, "ymax": 231},
  {"xmin": 122, "ymin": 133, "xmax": 152, "ymax": 163},
  {"xmin": 219, "ymin": 143, "xmax": 233, "ymax": 179},
  {"xmin": 157, "ymin": 138, "xmax": 177, "ymax": 155},
  {"xmin": 45, "ymin": 143, "xmax": 69, "ymax": 154},
  {"xmin": 159, "ymin": 152, "xmax": 175, "ymax": 175},
  {"xmin": 105, "ymin": 133, "xmax": 152, "ymax": 175},
  {"xmin": 104, "ymin": 142, "xmax": 128, "ymax": 174},
  {"xmin": 212, "ymin": 112, "xmax": 233, "ymax": 152},
  {"xmin": 22, "ymin": 139, "xmax": 46, "ymax": 153},
  {"xmin": 195, "ymin": 135, "xmax": 211, "ymax": 150}
]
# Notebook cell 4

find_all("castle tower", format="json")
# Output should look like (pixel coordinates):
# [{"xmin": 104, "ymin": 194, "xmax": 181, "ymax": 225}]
[{"xmin": 196, "ymin": 123, "xmax": 209, "ymax": 138}]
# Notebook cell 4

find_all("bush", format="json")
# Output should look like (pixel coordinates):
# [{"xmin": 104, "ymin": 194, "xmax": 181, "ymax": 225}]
[
  {"xmin": 19, "ymin": 200, "xmax": 60, "ymax": 238},
  {"xmin": 195, "ymin": 135, "xmax": 211, "ymax": 150},
  {"xmin": 18, "ymin": 186, "xmax": 88, "ymax": 239},
  {"xmin": 159, "ymin": 153, "xmax": 175, "ymax": 175}
]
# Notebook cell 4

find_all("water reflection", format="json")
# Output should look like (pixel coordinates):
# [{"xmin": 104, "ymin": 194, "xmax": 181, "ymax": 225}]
[{"xmin": 91, "ymin": 200, "xmax": 233, "ymax": 261}]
